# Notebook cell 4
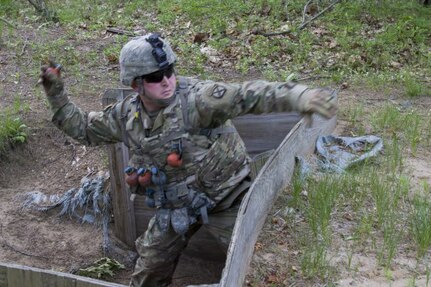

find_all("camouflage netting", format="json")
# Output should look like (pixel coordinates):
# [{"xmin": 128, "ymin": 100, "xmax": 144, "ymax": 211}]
[{"xmin": 19, "ymin": 171, "xmax": 111, "ymax": 252}]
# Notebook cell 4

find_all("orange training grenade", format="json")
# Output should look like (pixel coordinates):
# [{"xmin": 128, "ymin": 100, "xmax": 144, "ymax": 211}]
[
  {"xmin": 124, "ymin": 166, "xmax": 139, "ymax": 187},
  {"xmin": 137, "ymin": 167, "xmax": 152, "ymax": 187},
  {"xmin": 46, "ymin": 63, "xmax": 62, "ymax": 77},
  {"xmin": 166, "ymin": 140, "xmax": 183, "ymax": 168}
]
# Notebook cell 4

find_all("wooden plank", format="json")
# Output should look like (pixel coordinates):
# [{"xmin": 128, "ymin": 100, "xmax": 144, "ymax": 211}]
[
  {"xmin": 63, "ymin": 276, "xmax": 77, "ymax": 287},
  {"xmin": 233, "ymin": 113, "xmax": 302, "ymax": 157},
  {"xmin": 40, "ymin": 272, "xmax": 64, "ymax": 287},
  {"xmin": 103, "ymin": 89, "xmax": 136, "ymax": 248},
  {"xmin": 0, "ymin": 264, "xmax": 7, "ymax": 287},
  {"xmin": 24, "ymin": 268, "xmax": 43, "ymax": 287},
  {"xmin": 6, "ymin": 266, "xmax": 23, "ymax": 287},
  {"xmin": 216, "ymin": 114, "xmax": 337, "ymax": 287},
  {"xmin": 76, "ymin": 281, "xmax": 94, "ymax": 287},
  {"xmin": 0, "ymin": 262, "xmax": 127, "ymax": 287},
  {"xmin": 109, "ymin": 142, "xmax": 136, "ymax": 247}
]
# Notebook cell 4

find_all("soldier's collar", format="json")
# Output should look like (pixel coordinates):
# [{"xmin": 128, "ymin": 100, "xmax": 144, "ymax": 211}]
[{"xmin": 163, "ymin": 92, "xmax": 179, "ymax": 114}]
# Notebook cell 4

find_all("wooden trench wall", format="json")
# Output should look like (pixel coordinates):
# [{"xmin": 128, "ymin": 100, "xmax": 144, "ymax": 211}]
[
  {"xmin": 103, "ymin": 88, "xmax": 336, "ymax": 287},
  {"xmin": 0, "ymin": 262, "xmax": 126, "ymax": 287},
  {"xmin": 0, "ymin": 89, "xmax": 336, "ymax": 287}
]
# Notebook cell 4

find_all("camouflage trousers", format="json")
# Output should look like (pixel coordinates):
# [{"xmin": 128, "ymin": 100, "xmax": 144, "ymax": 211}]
[{"xmin": 129, "ymin": 191, "xmax": 245, "ymax": 287}]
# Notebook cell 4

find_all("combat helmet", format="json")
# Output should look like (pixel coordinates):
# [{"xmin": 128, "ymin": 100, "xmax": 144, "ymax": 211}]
[{"xmin": 120, "ymin": 33, "xmax": 177, "ymax": 86}]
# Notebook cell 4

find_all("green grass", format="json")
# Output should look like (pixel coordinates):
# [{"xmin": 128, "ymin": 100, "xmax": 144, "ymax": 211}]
[
  {"xmin": 3, "ymin": 0, "xmax": 429, "ymax": 89},
  {"xmin": 278, "ymin": 124, "xmax": 426, "ymax": 282},
  {"xmin": 0, "ymin": 114, "xmax": 28, "ymax": 155},
  {"xmin": 0, "ymin": 0, "xmax": 24, "ymax": 18},
  {"xmin": 136, "ymin": 0, "xmax": 431, "ymax": 85},
  {"xmin": 410, "ymin": 194, "xmax": 431, "ymax": 257},
  {"xmin": 370, "ymin": 104, "xmax": 429, "ymax": 154}
]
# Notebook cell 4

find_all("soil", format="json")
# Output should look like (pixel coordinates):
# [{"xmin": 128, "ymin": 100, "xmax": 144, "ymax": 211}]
[{"xmin": 0, "ymin": 20, "xmax": 430, "ymax": 287}]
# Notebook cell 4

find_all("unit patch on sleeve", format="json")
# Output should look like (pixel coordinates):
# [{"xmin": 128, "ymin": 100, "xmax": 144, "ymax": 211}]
[{"xmin": 212, "ymin": 85, "xmax": 227, "ymax": 99}]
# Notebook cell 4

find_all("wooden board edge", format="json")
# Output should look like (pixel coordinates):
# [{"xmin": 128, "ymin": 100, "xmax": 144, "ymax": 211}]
[
  {"xmin": 219, "ymin": 114, "xmax": 336, "ymax": 287},
  {"xmin": 0, "ymin": 262, "xmax": 127, "ymax": 287}
]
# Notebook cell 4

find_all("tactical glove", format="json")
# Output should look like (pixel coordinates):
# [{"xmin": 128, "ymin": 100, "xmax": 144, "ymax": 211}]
[
  {"xmin": 297, "ymin": 88, "xmax": 337, "ymax": 119},
  {"xmin": 40, "ymin": 61, "xmax": 69, "ymax": 110}
]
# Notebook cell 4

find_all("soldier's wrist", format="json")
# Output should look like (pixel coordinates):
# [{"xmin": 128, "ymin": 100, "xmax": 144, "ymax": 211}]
[
  {"xmin": 47, "ymin": 89, "xmax": 70, "ymax": 111},
  {"xmin": 285, "ymin": 83, "xmax": 310, "ymax": 112}
]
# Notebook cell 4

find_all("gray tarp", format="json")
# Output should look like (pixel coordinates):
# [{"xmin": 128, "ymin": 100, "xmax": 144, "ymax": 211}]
[{"xmin": 315, "ymin": 135, "xmax": 384, "ymax": 173}]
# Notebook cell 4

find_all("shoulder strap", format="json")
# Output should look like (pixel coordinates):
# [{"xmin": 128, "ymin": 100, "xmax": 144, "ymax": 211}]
[
  {"xmin": 178, "ymin": 77, "xmax": 192, "ymax": 131},
  {"xmin": 113, "ymin": 93, "xmax": 141, "ymax": 148}
]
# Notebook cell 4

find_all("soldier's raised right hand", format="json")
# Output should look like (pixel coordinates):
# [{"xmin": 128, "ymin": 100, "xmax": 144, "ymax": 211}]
[
  {"xmin": 40, "ymin": 61, "xmax": 63, "ymax": 98},
  {"xmin": 39, "ymin": 61, "xmax": 69, "ymax": 111}
]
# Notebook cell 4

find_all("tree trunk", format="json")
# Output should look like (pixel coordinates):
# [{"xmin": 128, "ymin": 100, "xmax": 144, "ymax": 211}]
[{"xmin": 27, "ymin": 0, "xmax": 58, "ymax": 22}]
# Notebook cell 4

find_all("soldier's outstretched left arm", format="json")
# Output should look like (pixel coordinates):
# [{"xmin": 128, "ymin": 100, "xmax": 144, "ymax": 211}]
[{"xmin": 190, "ymin": 80, "xmax": 337, "ymax": 128}]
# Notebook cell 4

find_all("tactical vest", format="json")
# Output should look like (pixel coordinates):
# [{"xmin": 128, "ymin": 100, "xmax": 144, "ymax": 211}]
[{"xmin": 115, "ymin": 77, "xmax": 251, "ymax": 208}]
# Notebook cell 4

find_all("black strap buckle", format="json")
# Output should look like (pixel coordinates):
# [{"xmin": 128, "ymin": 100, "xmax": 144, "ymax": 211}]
[{"xmin": 146, "ymin": 33, "xmax": 169, "ymax": 69}]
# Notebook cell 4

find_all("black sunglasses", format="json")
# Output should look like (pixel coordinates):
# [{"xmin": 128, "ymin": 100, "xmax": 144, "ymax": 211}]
[{"xmin": 143, "ymin": 64, "xmax": 175, "ymax": 83}]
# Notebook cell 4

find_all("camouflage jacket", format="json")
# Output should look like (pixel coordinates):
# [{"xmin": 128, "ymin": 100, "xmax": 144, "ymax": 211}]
[{"xmin": 48, "ymin": 76, "xmax": 309, "ymax": 205}]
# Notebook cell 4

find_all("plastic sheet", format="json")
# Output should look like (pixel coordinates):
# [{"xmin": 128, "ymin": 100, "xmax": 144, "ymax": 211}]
[{"xmin": 315, "ymin": 135, "xmax": 383, "ymax": 173}]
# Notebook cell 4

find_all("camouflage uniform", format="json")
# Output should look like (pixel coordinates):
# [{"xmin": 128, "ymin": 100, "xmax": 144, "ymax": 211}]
[{"xmin": 42, "ymin": 34, "xmax": 336, "ymax": 287}]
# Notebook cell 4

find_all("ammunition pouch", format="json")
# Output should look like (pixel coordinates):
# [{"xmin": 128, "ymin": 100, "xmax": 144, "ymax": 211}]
[{"xmin": 151, "ymin": 182, "xmax": 215, "ymax": 235}]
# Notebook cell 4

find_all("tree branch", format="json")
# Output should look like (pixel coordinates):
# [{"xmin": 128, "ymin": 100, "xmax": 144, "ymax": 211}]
[
  {"xmin": 26, "ymin": 0, "xmax": 58, "ymax": 22},
  {"xmin": 106, "ymin": 27, "xmax": 137, "ymax": 37},
  {"xmin": 256, "ymin": 0, "xmax": 342, "ymax": 37},
  {"xmin": 27, "ymin": 0, "xmax": 42, "ymax": 12},
  {"xmin": 302, "ymin": 0, "xmax": 313, "ymax": 24}
]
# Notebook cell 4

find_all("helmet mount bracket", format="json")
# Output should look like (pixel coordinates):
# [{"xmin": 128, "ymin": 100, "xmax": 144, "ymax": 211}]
[{"xmin": 146, "ymin": 33, "xmax": 169, "ymax": 69}]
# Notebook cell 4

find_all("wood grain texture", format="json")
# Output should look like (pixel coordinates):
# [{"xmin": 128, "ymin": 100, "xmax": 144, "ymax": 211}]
[
  {"xmin": 219, "ymin": 114, "xmax": 336, "ymax": 287},
  {"xmin": 0, "ymin": 264, "xmax": 7, "ymax": 287},
  {"xmin": 233, "ymin": 113, "xmax": 302, "ymax": 157},
  {"xmin": 0, "ymin": 262, "xmax": 127, "ymax": 287},
  {"xmin": 103, "ymin": 90, "xmax": 136, "ymax": 247}
]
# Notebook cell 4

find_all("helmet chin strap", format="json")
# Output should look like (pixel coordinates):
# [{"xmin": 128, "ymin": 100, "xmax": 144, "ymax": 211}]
[{"xmin": 136, "ymin": 77, "xmax": 175, "ymax": 108}]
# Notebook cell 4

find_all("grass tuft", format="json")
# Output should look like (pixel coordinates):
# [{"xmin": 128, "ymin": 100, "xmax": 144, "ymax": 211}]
[
  {"xmin": 410, "ymin": 194, "xmax": 431, "ymax": 258},
  {"xmin": 0, "ymin": 115, "xmax": 28, "ymax": 155}
]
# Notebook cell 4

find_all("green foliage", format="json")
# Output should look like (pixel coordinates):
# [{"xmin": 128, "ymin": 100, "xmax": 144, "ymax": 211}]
[
  {"xmin": 370, "ymin": 104, "xmax": 429, "ymax": 154},
  {"xmin": 141, "ymin": 0, "xmax": 429, "ymax": 87},
  {"xmin": 5, "ymin": 0, "xmax": 426, "ymax": 90},
  {"xmin": 300, "ymin": 241, "xmax": 333, "ymax": 280},
  {"xmin": 0, "ymin": 0, "xmax": 23, "ymax": 18},
  {"xmin": 404, "ymin": 76, "xmax": 429, "ymax": 97},
  {"xmin": 0, "ymin": 115, "xmax": 28, "ymax": 154},
  {"xmin": 77, "ymin": 257, "xmax": 125, "ymax": 279},
  {"xmin": 341, "ymin": 100, "xmax": 365, "ymax": 135},
  {"xmin": 306, "ymin": 175, "xmax": 341, "ymax": 241},
  {"xmin": 410, "ymin": 195, "xmax": 431, "ymax": 257},
  {"xmin": 283, "ymin": 143, "xmax": 420, "ymax": 282}
]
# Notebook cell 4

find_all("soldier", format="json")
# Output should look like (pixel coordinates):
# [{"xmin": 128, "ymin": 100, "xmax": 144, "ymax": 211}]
[{"xmin": 40, "ymin": 33, "xmax": 337, "ymax": 287}]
